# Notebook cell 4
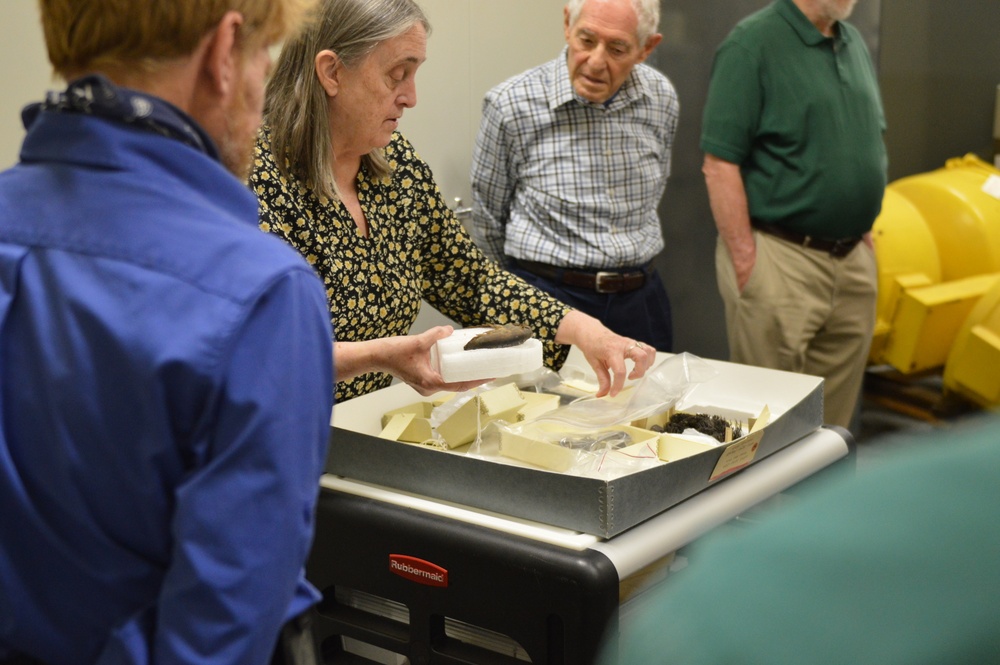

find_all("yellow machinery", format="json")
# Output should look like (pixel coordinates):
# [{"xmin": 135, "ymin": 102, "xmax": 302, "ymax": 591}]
[
  {"xmin": 870, "ymin": 154, "xmax": 1000, "ymax": 408},
  {"xmin": 944, "ymin": 278, "xmax": 1000, "ymax": 408},
  {"xmin": 889, "ymin": 154, "xmax": 1000, "ymax": 281},
  {"xmin": 869, "ymin": 187, "xmax": 941, "ymax": 363}
]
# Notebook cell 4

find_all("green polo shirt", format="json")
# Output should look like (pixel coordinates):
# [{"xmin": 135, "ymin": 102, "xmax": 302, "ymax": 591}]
[{"xmin": 701, "ymin": 0, "xmax": 887, "ymax": 238}]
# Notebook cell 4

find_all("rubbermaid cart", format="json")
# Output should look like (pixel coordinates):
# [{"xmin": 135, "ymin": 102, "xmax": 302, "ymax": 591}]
[{"xmin": 306, "ymin": 425, "xmax": 852, "ymax": 664}]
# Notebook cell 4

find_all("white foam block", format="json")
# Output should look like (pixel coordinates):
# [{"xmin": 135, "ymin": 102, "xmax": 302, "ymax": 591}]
[{"xmin": 431, "ymin": 327, "xmax": 544, "ymax": 383}]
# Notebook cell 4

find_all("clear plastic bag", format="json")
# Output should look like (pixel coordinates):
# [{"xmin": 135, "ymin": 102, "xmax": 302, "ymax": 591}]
[
  {"xmin": 539, "ymin": 353, "xmax": 719, "ymax": 431},
  {"xmin": 472, "ymin": 353, "xmax": 719, "ymax": 477}
]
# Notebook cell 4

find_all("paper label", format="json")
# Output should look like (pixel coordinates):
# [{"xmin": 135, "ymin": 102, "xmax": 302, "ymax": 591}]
[
  {"xmin": 982, "ymin": 174, "xmax": 1000, "ymax": 201},
  {"xmin": 709, "ymin": 429, "xmax": 764, "ymax": 481}
]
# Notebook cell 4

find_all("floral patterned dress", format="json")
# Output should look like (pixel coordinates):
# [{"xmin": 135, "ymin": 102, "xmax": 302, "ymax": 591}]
[{"xmin": 250, "ymin": 129, "xmax": 571, "ymax": 401}]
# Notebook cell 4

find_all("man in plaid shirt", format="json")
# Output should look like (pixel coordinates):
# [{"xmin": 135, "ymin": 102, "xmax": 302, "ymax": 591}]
[{"xmin": 471, "ymin": 0, "xmax": 678, "ymax": 352}]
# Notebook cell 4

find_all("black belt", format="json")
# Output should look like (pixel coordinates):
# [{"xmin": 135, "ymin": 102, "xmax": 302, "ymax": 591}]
[
  {"xmin": 752, "ymin": 222, "xmax": 862, "ymax": 258},
  {"xmin": 513, "ymin": 259, "xmax": 650, "ymax": 294}
]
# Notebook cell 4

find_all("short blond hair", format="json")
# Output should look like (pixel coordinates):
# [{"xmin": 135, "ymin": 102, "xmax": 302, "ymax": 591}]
[{"xmin": 39, "ymin": 0, "xmax": 314, "ymax": 78}]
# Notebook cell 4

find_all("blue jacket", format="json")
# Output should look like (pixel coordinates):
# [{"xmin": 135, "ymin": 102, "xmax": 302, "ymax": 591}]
[{"xmin": 0, "ymin": 106, "xmax": 333, "ymax": 663}]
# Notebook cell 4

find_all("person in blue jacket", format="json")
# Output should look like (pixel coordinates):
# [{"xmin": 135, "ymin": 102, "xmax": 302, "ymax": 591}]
[{"xmin": 0, "ymin": 1, "xmax": 333, "ymax": 663}]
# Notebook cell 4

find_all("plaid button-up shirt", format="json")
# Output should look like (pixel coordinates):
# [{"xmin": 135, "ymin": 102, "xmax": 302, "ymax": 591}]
[{"xmin": 471, "ymin": 48, "xmax": 679, "ymax": 270}]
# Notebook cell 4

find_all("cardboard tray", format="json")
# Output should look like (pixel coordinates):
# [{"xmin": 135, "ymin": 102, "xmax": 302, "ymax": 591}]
[{"xmin": 326, "ymin": 353, "xmax": 823, "ymax": 538}]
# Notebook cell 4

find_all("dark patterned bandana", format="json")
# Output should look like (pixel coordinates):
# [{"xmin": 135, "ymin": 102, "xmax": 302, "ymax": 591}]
[{"xmin": 22, "ymin": 74, "xmax": 220, "ymax": 160}]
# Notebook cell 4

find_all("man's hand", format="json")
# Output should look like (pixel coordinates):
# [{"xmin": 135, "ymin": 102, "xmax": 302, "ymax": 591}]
[{"xmin": 703, "ymin": 153, "xmax": 756, "ymax": 293}]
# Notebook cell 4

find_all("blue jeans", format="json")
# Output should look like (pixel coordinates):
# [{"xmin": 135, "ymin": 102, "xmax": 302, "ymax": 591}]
[{"xmin": 508, "ymin": 263, "xmax": 673, "ymax": 352}]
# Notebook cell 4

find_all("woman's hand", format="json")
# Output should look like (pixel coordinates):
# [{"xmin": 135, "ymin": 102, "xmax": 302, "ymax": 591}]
[
  {"xmin": 335, "ymin": 315, "xmax": 657, "ymax": 399},
  {"xmin": 334, "ymin": 326, "xmax": 490, "ymax": 396},
  {"xmin": 554, "ymin": 310, "xmax": 657, "ymax": 398}
]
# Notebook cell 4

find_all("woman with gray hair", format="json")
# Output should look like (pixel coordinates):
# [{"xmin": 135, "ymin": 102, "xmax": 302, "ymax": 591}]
[{"xmin": 251, "ymin": 0, "xmax": 656, "ymax": 402}]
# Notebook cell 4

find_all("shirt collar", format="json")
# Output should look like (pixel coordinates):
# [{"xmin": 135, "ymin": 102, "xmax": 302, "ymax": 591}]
[
  {"xmin": 776, "ymin": 0, "xmax": 852, "ymax": 48},
  {"xmin": 548, "ymin": 45, "xmax": 648, "ymax": 112},
  {"xmin": 22, "ymin": 74, "xmax": 220, "ymax": 160}
]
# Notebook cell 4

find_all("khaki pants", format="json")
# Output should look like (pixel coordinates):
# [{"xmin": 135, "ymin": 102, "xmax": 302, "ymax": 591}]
[{"xmin": 716, "ymin": 232, "xmax": 878, "ymax": 429}]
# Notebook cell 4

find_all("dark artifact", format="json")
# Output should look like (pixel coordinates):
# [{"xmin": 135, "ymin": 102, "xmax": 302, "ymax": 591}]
[
  {"xmin": 464, "ymin": 323, "xmax": 534, "ymax": 350},
  {"xmin": 661, "ymin": 413, "xmax": 743, "ymax": 443}
]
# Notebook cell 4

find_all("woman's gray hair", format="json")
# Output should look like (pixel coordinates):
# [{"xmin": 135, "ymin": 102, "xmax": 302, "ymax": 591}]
[
  {"xmin": 264, "ymin": 0, "xmax": 430, "ymax": 201},
  {"xmin": 565, "ymin": 0, "xmax": 659, "ymax": 46}
]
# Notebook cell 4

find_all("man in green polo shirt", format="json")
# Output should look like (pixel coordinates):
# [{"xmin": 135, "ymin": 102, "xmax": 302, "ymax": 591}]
[{"xmin": 701, "ymin": 0, "xmax": 887, "ymax": 430}]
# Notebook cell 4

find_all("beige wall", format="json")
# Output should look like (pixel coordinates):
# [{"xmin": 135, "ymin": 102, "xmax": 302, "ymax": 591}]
[
  {"xmin": 399, "ymin": 0, "xmax": 567, "ymax": 211},
  {"xmin": 2, "ymin": 0, "xmax": 568, "ymax": 186},
  {"xmin": 1, "ymin": 1, "xmax": 54, "ymax": 169}
]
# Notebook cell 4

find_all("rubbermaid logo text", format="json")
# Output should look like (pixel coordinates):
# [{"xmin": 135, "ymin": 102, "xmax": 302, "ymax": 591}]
[{"xmin": 389, "ymin": 554, "xmax": 449, "ymax": 587}]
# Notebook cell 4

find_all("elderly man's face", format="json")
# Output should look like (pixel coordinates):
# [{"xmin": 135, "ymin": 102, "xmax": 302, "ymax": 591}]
[{"xmin": 563, "ymin": 0, "xmax": 660, "ymax": 104}]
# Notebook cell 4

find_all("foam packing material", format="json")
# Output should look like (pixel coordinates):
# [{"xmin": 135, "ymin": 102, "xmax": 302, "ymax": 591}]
[{"xmin": 431, "ymin": 327, "xmax": 543, "ymax": 383}]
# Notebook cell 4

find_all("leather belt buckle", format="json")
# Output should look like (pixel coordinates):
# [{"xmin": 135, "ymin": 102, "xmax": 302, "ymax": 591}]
[
  {"xmin": 828, "ymin": 237, "xmax": 859, "ymax": 258},
  {"xmin": 594, "ymin": 271, "xmax": 622, "ymax": 294}
]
